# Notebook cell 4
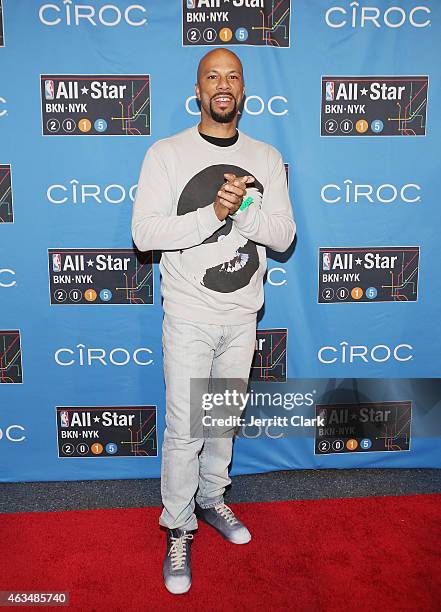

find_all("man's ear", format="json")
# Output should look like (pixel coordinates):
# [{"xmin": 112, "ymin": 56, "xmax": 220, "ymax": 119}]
[{"xmin": 195, "ymin": 83, "xmax": 200, "ymax": 100}]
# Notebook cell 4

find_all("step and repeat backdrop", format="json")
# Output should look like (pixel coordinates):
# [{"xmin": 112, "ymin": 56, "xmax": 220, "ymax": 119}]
[{"xmin": 1, "ymin": 1, "xmax": 440, "ymax": 481}]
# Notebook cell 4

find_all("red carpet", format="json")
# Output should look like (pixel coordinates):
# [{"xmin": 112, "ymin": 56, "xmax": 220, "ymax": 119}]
[{"xmin": 1, "ymin": 494, "xmax": 440, "ymax": 611}]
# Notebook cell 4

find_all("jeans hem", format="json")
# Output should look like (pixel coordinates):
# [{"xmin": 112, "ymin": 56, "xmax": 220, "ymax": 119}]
[
  {"xmin": 195, "ymin": 495, "xmax": 224, "ymax": 509},
  {"xmin": 159, "ymin": 519, "xmax": 198, "ymax": 531}
]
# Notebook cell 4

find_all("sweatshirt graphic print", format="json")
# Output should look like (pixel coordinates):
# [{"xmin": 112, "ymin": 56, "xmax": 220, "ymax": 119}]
[
  {"xmin": 177, "ymin": 163, "xmax": 263, "ymax": 293},
  {"xmin": 131, "ymin": 126, "xmax": 296, "ymax": 325}
]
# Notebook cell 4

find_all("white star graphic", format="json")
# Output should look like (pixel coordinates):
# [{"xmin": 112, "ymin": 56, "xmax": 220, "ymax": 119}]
[
  {"xmin": 360, "ymin": 87, "xmax": 368, "ymax": 95},
  {"xmin": 355, "ymin": 258, "xmax": 362, "ymax": 265},
  {"xmin": 93, "ymin": 416, "xmax": 100, "ymax": 423},
  {"xmin": 81, "ymin": 86, "xmax": 89, "ymax": 95},
  {"xmin": 87, "ymin": 259, "xmax": 94, "ymax": 267}
]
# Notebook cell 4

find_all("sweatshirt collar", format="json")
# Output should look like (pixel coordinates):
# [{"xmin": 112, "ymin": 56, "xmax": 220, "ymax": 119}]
[{"xmin": 190, "ymin": 125, "xmax": 244, "ymax": 153}]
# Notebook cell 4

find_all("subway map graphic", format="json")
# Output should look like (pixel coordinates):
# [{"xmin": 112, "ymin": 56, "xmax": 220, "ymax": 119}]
[
  {"xmin": 251, "ymin": 328, "xmax": 287, "ymax": 382},
  {"xmin": 41, "ymin": 75, "xmax": 150, "ymax": 136},
  {"xmin": 183, "ymin": 0, "xmax": 291, "ymax": 47},
  {"xmin": 0, "ymin": 0, "xmax": 4, "ymax": 47},
  {"xmin": 0, "ymin": 164, "xmax": 13, "ymax": 223},
  {"xmin": 56, "ymin": 406, "xmax": 157, "ymax": 458},
  {"xmin": 48, "ymin": 249, "xmax": 153, "ymax": 305},
  {"xmin": 0, "ymin": 330, "xmax": 23, "ymax": 384}
]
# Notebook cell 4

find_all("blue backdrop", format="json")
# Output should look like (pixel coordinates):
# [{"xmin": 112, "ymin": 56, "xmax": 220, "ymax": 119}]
[{"xmin": 1, "ymin": 1, "xmax": 440, "ymax": 482}]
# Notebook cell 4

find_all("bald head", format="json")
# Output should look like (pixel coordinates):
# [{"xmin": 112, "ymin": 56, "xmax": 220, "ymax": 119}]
[
  {"xmin": 195, "ymin": 47, "xmax": 245, "ymax": 129},
  {"xmin": 197, "ymin": 48, "xmax": 244, "ymax": 83}
]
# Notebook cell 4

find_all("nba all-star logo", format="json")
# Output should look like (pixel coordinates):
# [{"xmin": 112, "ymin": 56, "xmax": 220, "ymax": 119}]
[
  {"xmin": 315, "ymin": 401, "xmax": 411, "ymax": 454},
  {"xmin": 56, "ymin": 406, "xmax": 157, "ymax": 458},
  {"xmin": 48, "ymin": 248, "xmax": 154, "ymax": 305},
  {"xmin": 321, "ymin": 76, "xmax": 428, "ymax": 136},
  {"xmin": 318, "ymin": 246, "xmax": 419, "ymax": 303},
  {"xmin": 0, "ymin": 164, "xmax": 13, "ymax": 222},
  {"xmin": 183, "ymin": 0, "xmax": 291, "ymax": 47},
  {"xmin": 41, "ymin": 75, "xmax": 150, "ymax": 136}
]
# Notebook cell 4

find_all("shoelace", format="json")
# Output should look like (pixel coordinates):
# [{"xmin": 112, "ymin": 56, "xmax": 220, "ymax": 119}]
[
  {"xmin": 214, "ymin": 503, "xmax": 239, "ymax": 526},
  {"xmin": 168, "ymin": 533, "xmax": 193, "ymax": 570}
]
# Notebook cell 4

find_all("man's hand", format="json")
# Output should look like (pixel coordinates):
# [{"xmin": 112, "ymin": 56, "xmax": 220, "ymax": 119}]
[{"xmin": 214, "ymin": 173, "xmax": 255, "ymax": 221}]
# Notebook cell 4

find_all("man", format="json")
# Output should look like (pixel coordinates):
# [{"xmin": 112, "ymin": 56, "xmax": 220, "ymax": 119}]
[{"xmin": 132, "ymin": 48, "xmax": 296, "ymax": 594}]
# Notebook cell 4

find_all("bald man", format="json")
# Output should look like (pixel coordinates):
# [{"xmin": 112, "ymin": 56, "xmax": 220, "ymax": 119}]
[{"xmin": 132, "ymin": 48, "xmax": 296, "ymax": 594}]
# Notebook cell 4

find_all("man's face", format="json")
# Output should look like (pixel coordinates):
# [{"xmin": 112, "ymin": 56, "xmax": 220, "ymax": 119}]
[{"xmin": 196, "ymin": 51, "xmax": 245, "ymax": 124}]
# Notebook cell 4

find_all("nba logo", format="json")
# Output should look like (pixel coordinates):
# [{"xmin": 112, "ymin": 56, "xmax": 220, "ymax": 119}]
[
  {"xmin": 45, "ymin": 80, "xmax": 54, "ymax": 100},
  {"xmin": 52, "ymin": 253, "xmax": 61, "ymax": 272},
  {"xmin": 322, "ymin": 252, "xmax": 331, "ymax": 271},
  {"xmin": 60, "ymin": 411, "xmax": 69, "ymax": 428},
  {"xmin": 187, "ymin": 0, "xmax": 196, "ymax": 8},
  {"xmin": 325, "ymin": 81, "xmax": 334, "ymax": 101}
]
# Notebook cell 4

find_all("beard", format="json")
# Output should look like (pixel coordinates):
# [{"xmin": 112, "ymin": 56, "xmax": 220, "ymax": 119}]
[{"xmin": 209, "ymin": 97, "xmax": 238, "ymax": 123}]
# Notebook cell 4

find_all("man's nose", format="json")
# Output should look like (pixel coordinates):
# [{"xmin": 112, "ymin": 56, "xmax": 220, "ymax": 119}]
[{"xmin": 216, "ymin": 76, "xmax": 231, "ymax": 89}]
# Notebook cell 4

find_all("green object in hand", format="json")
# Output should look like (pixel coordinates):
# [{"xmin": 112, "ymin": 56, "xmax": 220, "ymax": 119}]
[{"xmin": 231, "ymin": 196, "xmax": 253, "ymax": 217}]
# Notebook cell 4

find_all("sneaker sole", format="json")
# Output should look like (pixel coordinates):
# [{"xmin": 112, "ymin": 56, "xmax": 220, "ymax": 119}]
[
  {"xmin": 164, "ymin": 580, "xmax": 192, "ymax": 595},
  {"xmin": 197, "ymin": 514, "xmax": 252, "ymax": 544}
]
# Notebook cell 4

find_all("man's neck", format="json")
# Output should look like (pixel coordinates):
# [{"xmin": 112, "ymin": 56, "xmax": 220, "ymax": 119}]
[
  {"xmin": 198, "ymin": 128, "xmax": 239, "ymax": 147},
  {"xmin": 197, "ymin": 119, "xmax": 237, "ymax": 138}
]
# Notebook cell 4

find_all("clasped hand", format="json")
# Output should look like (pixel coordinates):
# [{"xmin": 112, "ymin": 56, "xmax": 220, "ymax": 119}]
[{"xmin": 214, "ymin": 173, "xmax": 255, "ymax": 221}]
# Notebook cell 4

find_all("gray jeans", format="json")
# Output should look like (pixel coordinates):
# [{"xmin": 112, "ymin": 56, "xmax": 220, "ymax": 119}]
[{"xmin": 159, "ymin": 312, "xmax": 256, "ymax": 530}]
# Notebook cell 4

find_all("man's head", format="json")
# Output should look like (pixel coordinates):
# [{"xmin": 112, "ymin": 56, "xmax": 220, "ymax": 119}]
[{"xmin": 195, "ymin": 48, "xmax": 245, "ymax": 125}]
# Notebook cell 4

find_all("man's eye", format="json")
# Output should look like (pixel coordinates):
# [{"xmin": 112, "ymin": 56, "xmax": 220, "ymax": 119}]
[
  {"xmin": 208, "ymin": 75, "xmax": 217, "ymax": 79},
  {"xmin": 229, "ymin": 75, "xmax": 238, "ymax": 79}
]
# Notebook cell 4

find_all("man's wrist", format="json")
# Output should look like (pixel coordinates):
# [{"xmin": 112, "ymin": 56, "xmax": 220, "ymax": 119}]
[
  {"xmin": 213, "ymin": 201, "xmax": 230, "ymax": 221},
  {"xmin": 229, "ymin": 196, "xmax": 253, "ymax": 218}
]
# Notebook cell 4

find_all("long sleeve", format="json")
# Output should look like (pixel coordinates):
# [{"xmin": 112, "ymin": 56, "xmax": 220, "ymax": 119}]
[
  {"xmin": 232, "ymin": 147, "xmax": 296, "ymax": 253},
  {"xmin": 131, "ymin": 145, "xmax": 225, "ymax": 252}
]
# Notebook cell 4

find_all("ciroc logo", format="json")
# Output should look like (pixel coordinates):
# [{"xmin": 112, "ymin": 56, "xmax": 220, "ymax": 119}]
[
  {"xmin": 267, "ymin": 266, "xmax": 287, "ymax": 286},
  {"xmin": 325, "ymin": 2, "xmax": 431, "ymax": 29},
  {"xmin": 47, "ymin": 180, "xmax": 137, "ymax": 205},
  {"xmin": 318, "ymin": 342, "xmax": 413, "ymax": 364},
  {"xmin": 0, "ymin": 96, "xmax": 6, "ymax": 117},
  {"xmin": 0, "ymin": 268, "xmax": 16, "ymax": 288},
  {"xmin": 55, "ymin": 344, "xmax": 154, "ymax": 366},
  {"xmin": 39, "ymin": 1, "xmax": 148, "ymax": 27},
  {"xmin": 321, "ymin": 180, "xmax": 421, "ymax": 205},
  {"xmin": 0, "ymin": 425, "xmax": 26, "ymax": 442},
  {"xmin": 186, "ymin": 94, "xmax": 288, "ymax": 116}
]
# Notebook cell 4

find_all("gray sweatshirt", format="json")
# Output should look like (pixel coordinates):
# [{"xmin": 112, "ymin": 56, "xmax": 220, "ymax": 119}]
[{"xmin": 132, "ymin": 125, "xmax": 296, "ymax": 324}]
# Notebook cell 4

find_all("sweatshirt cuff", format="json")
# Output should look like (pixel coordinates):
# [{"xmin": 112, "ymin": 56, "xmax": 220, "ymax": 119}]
[
  {"xmin": 231, "ymin": 201, "xmax": 258, "ymax": 230},
  {"xmin": 197, "ymin": 204, "xmax": 226, "ymax": 238}
]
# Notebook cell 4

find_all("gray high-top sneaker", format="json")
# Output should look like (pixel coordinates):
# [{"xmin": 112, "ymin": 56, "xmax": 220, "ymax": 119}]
[
  {"xmin": 163, "ymin": 528, "xmax": 194, "ymax": 595},
  {"xmin": 195, "ymin": 502, "xmax": 251, "ymax": 544}
]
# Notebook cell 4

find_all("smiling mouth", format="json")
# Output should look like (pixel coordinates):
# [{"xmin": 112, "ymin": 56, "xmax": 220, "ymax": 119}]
[{"xmin": 213, "ymin": 96, "xmax": 233, "ymax": 105}]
